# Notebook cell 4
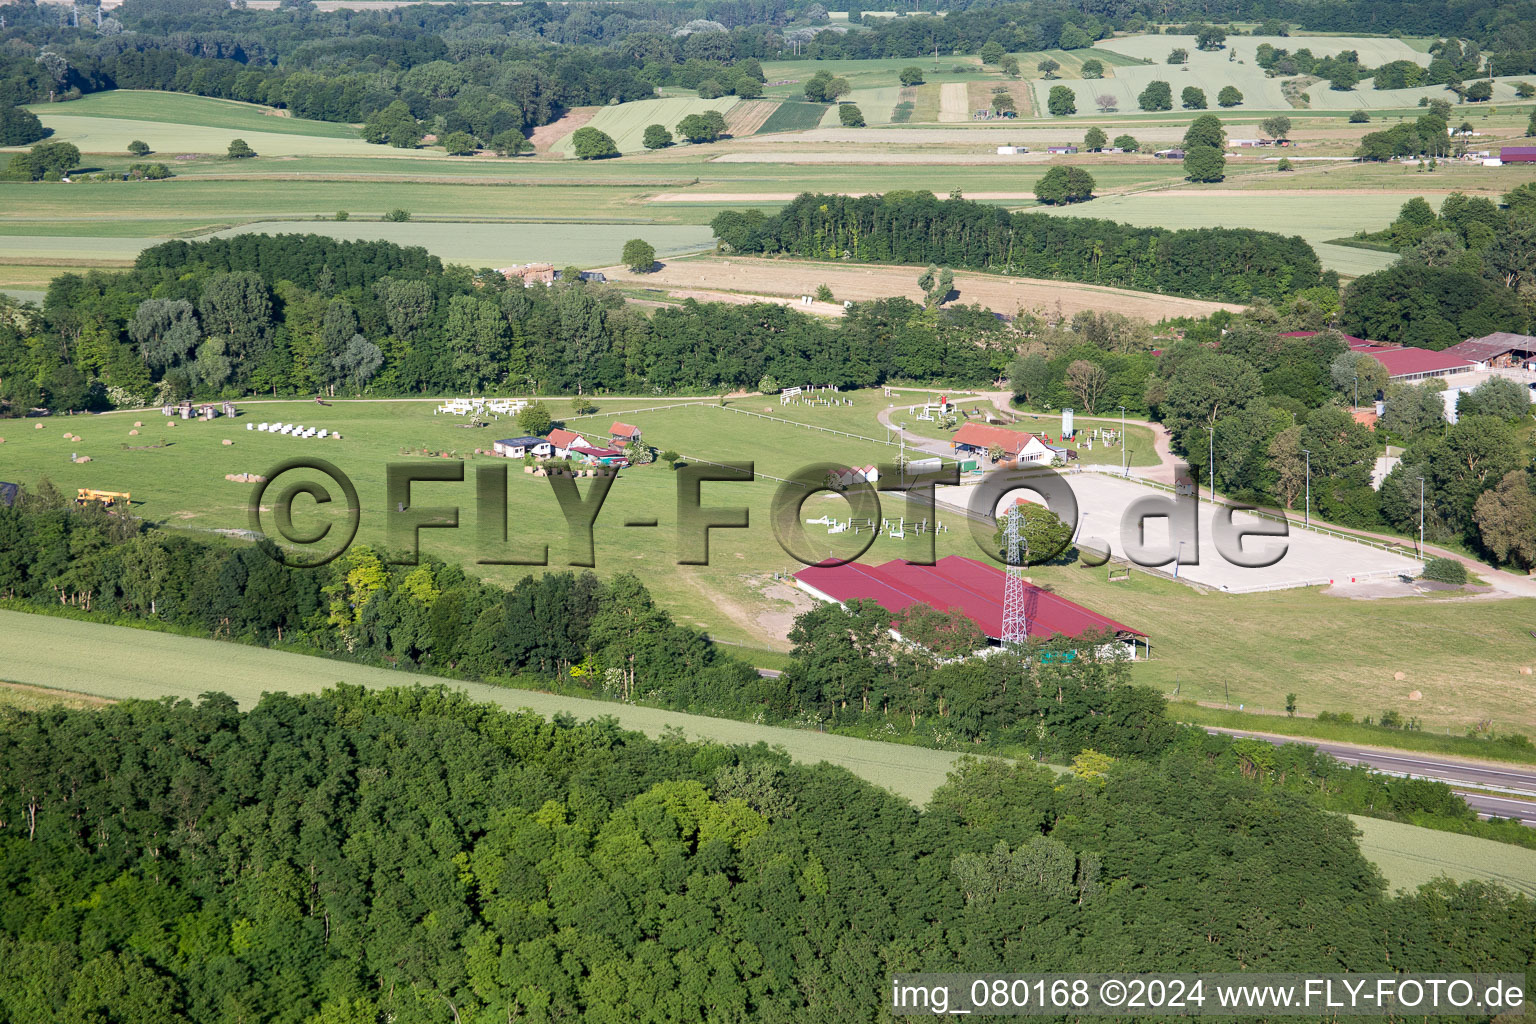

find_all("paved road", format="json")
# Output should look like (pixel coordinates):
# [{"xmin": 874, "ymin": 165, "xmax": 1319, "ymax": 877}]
[{"xmin": 1208, "ymin": 727, "xmax": 1536, "ymax": 826}]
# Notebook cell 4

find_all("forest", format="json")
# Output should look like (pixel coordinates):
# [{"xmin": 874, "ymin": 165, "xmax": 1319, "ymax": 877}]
[
  {"xmin": 712, "ymin": 193, "xmax": 1324, "ymax": 302},
  {"xmin": 2, "ymin": 483, "xmax": 1532, "ymax": 851},
  {"xmin": 0, "ymin": 234, "xmax": 1014, "ymax": 411},
  {"xmin": 2, "ymin": 684, "xmax": 1535, "ymax": 1023}
]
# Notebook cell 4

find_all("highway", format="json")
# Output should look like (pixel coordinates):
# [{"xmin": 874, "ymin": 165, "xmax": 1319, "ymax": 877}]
[{"xmin": 1208, "ymin": 728, "xmax": 1536, "ymax": 826}]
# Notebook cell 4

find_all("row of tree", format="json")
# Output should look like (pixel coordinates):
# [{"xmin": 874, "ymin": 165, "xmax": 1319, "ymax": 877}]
[
  {"xmin": 712, "ymin": 191, "xmax": 1323, "ymax": 302},
  {"xmin": 0, "ymin": 234, "xmax": 1029, "ymax": 412}
]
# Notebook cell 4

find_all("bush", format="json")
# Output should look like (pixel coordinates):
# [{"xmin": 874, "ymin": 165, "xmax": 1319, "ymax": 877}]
[
  {"xmin": 440, "ymin": 131, "xmax": 477, "ymax": 155},
  {"xmin": 382, "ymin": 209, "xmax": 411, "ymax": 222},
  {"xmin": 814, "ymin": 283, "xmax": 833, "ymax": 302},
  {"xmin": 127, "ymin": 139, "xmax": 151, "ymax": 156},
  {"xmin": 1421, "ymin": 557, "xmax": 1468, "ymax": 584},
  {"xmin": 1277, "ymin": 157, "xmax": 1293, "ymax": 171},
  {"xmin": 227, "ymin": 138, "xmax": 256, "ymax": 159},
  {"xmin": 1349, "ymin": 110, "xmax": 1371, "ymax": 123},
  {"xmin": 335, "ymin": 210, "xmax": 349, "ymax": 221},
  {"xmin": 491, "ymin": 129, "xmax": 532, "ymax": 156}
]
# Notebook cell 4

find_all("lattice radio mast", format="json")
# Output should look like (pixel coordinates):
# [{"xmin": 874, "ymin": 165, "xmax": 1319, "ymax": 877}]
[{"xmin": 1000, "ymin": 505, "xmax": 1028, "ymax": 648}]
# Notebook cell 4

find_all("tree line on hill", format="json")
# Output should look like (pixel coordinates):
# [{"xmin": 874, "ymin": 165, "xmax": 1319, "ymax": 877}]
[
  {"xmin": 1, "ymin": 484, "xmax": 1530, "ymax": 851},
  {"xmin": 3, "ymin": 682, "xmax": 1533, "ymax": 1023},
  {"xmin": 0, "ymin": 233, "xmax": 1019, "ymax": 414},
  {"xmin": 711, "ymin": 191, "xmax": 1323, "ymax": 303}
]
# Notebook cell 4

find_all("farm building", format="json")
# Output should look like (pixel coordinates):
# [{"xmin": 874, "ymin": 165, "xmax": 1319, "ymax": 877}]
[
  {"xmin": 1362, "ymin": 346, "xmax": 1475, "ymax": 382},
  {"xmin": 1441, "ymin": 332, "xmax": 1536, "ymax": 371},
  {"xmin": 1046, "ymin": 145, "xmax": 1078, "ymax": 154},
  {"xmin": 493, "ymin": 436, "xmax": 553, "ymax": 458},
  {"xmin": 547, "ymin": 427, "xmax": 589, "ymax": 457},
  {"xmin": 569, "ymin": 445, "xmax": 629, "ymax": 467},
  {"xmin": 793, "ymin": 555, "xmax": 1149, "ymax": 658},
  {"xmin": 951, "ymin": 422, "xmax": 1062, "ymax": 464},
  {"xmin": 996, "ymin": 145, "xmax": 1029, "ymax": 155},
  {"xmin": 1153, "ymin": 148, "xmax": 1185, "ymax": 159},
  {"xmin": 610, "ymin": 421, "xmax": 642, "ymax": 445},
  {"xmin": 1499, "ymin": 146, "xmax": 1536, "ymax": 163}
]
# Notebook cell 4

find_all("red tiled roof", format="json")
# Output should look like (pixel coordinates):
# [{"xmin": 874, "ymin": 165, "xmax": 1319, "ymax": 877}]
[
  {"xmin": 951, "ymin": 422, "xmax": 1046, "ymax": 455},
  {"xmin": 547, "ymin": 427, "xmax": 584, "ymax": 448},
  {"xmin": 793, "ymin": 555, "xmax": 1144, "ymax": 642},
  {"xmin": 610, "ymin": 421, "xmax": 641, "ymax": 437}
]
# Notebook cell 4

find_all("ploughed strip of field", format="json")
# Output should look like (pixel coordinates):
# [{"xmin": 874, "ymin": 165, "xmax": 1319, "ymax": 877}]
[
  {"xmin": 601, "ymin": 256, "xmax": 1245, "ymax": 320},
  {"xmin": 724, "ymin": 100, "xmax": 781, "ymax": 138},
  {"xmin": 529, "ymin": 106, "xmax": 596, "ymax": 151}
]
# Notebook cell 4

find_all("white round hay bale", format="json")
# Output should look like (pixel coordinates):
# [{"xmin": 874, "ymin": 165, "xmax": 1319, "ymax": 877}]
[
  {"xmin": 1408, "ymin": 690, "xmax": 1422, "ymax": 701},
  {"xmin": 129, "ymin": 429, "xmax": 139, "ymax": 436},
  {"xmin": 134, "ymin": 421, "xmax": 143, "ymax": 427},
  {"xmin": 225, "ymin": 474, "xmax": 236, "ymax": 481},
  {"xmin": 222, "ymin": 439, "xmax": 234, "ymax": 446},
  {"xmin": 1521, "ymin": 666, "xmax": 1533, "ymax": 676},
  {"xmin": 75, "ymin": 455, "xmax": 91, "ymax": 463},
  {"xmin": 35, "ymin": 423, "xmax": 44, "ymax": 429},
  {"xmin": 1393, "ymin": 671, "xmax": 1405, "ymax": 681}
]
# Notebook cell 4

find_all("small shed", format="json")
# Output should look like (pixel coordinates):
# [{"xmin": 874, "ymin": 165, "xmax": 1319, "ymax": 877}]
[{"xmin": 610, "ymin": 421, "xmax": 642, "ymax": 444}]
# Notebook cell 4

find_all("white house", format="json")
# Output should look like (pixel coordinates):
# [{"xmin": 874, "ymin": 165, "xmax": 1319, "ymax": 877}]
[{"xmin": 493, "ymin": 436, "xmax": 553, "ymax": 458}]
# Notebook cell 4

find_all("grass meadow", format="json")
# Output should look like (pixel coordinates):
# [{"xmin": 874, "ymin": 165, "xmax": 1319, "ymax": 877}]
[
  {"xmin": 6, "ymin": 394, "xmax": 1536, "ymax": 737},
  {"xmin": 3, "ymin": 607, "xmax": 1532, "ymax": 894}
]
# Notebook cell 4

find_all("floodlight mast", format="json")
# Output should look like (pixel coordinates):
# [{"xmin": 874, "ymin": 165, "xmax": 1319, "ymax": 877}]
[{"xmin": 1001, "ymin": 505, "xmax": 1029, "ymax": 649}]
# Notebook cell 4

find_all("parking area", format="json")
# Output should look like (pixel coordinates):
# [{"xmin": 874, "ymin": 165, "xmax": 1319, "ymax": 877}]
[{"xmin": 939, "ymin": 471, "xmax": 1422, "ymax": 593}]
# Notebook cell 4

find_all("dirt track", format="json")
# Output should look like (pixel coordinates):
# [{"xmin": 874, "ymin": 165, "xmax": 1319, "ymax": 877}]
[
  {"xmin": 599, "ymin": 257, "xmax": 1244, "ymax": 320},
  {"xmin": 649, "ymin": 191, "xmax": 1044, "ymax": 202}
]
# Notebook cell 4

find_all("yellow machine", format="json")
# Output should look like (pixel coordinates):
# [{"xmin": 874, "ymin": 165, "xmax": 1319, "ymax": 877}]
[{"xmin": 76, "ymin": 488, "xmax": 131, "ymax": 507}]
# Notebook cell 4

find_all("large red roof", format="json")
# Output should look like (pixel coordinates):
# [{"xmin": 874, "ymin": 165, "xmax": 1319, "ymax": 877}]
[
  {"xmin": 793, "ymin": 555, "xmax": 1144, "ymax": 642},
  {"xmin": 1361, "ymin": 346, "xmax": 1473, "ymax": 377},
  {"xmin": 951, "ymin": 422, "xmax": 1047, "ymax": 455}
]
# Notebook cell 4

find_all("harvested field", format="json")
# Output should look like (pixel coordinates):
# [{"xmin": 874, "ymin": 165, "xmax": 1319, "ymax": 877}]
[
  {"xmin": 724, "ymin": 100, "xmax": 780, "ymax": 137},
  {"xmin": 598, "ymin": 256, "xmax": 1245, "ymax": 319},
  {"xmin": 529, "ymin": 106, "xmax": 596, "ymax": 151},
  {"xmin": 938, "ymin": 82, "xmax": 970, "ymax": 123},
  {"xmin": 711, "ymin": 151, "xmax": 1052, "ymax": 164},
  {"xmin": 737, "ymin": 126, "xmax": 1191, "ymax": 145}
]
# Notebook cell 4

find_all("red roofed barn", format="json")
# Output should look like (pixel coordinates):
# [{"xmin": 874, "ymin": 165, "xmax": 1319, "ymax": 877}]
[{"xmin": 794, "ymin": 556, "xmax": 1148, "ymax": 658}]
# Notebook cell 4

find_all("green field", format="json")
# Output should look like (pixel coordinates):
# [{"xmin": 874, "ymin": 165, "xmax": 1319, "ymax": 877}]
[
  {"xmin": 1034, "ymin": 192, "xmax": 1410, "ymax": 274},
  {"xmin": 4, "ymin": 607, "xmax": 1534, "ymax": 894},
  {"xmin": 761, "ymin": 56, "xmax": 994, "ymax": 98},
  {"xmin": 6, "ymin": 395, "xmax": 1536, "ymax": 738},
  {"xmin": 553, "ymin": 96, "xmax": 739, "ymax": 154},
  {"xmin": 25, "ymin": 90, "xmax": 359, "ymax": 138},
  {"xmin": 756, "ymin": 100, "xmax": 831, "ymax": 133}
]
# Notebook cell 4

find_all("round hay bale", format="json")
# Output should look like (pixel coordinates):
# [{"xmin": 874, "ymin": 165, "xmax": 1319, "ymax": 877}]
[
  {"xmin": 1408, "ymin": 690, "xmax": 1422, "ymax": 701},
  {"xmin": 1521, "ymin": 666, "xmax": 1533, "ymax": 676},
  {"xmin": 167, "ymin": 421, "xmax": 176, "ymax": 427},
  {"xmin": 252, "ymin": 474, "xmax": 266, "ymax": 483},
  {"xmin": 35, "ymin": 422, "xmax": 44, "ymax": 429},
  {"xmin": 222, "ymin": 439, "xmax": 234, "ymax": 446},
  {"xmin": 134, "ymin": 421, "xmax": 143, "ymax": 427},
  {"xmin": 74, "ymin": 455, "xmax": 91, "ymax": 463},
  {"xmin": 225, "ymin": 474, "xmax": 236, "ymax": 481},
  {"xmin": 128, "ymin": 429, "xmax": 139, "ymax": 436},
  {"xmin": 1393, "ymin": 671, "xmax": 1405, "ymax": 681}
]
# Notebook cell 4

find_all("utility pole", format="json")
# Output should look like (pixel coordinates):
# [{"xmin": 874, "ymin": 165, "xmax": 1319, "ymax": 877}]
[
  {"xmin": 1352, "ymin": 373, "xmax": 1358, "ymax": 411},
  {"xmin": 1118, "ymin": 405, "xmax": 1126, "ymax": 477},
  {"xmin": 1207, "ymin": 424, "xmax": 1215, "ymax": 504},
  {"xmin": 1417, "ymin": 476, "xmax": 1426, "ymax": 558},
  {"xmin": 1301, "ymin": 448, "xmax": 1311, "ymax": 526}
]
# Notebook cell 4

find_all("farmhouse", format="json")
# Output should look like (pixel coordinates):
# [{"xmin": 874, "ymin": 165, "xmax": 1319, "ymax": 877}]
[
  {"xmin": 793, "ymin": 555, "xmax": 1149, "ymax": 659},
  {"xmin": 492, "ymin": 436, "xmax": 553, "ymax": 458},
  {"xmin": 610, "ymin": 421, "xmax": 642, "ymax": 445},
  {"xmin": 547, "ymin": 427, "xmax": 589, "ymax": 457},
  {"xmin": 951, "ymin": 422, "xmax": 1059, "ymax": 464}
]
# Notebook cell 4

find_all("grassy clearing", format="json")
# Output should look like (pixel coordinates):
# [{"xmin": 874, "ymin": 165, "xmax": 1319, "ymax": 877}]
[
  {"xmin": 0, "ymin": 681, "xmax": 115, "ymax": 712},
  {"xmin": 24, "ymin": 90, "xmax": 358, "ymax": 138},
  {"xmin": 1098, "ymin": 34, "xmax": 1430, "ymax": 67},
  {"xmin": 553, "ymin": 96, "xmax": 738, "ymax": 154},
  {"xmin": 761, "ymin": 57, "xmax": 993, "ymax": 98},
  {"xmin": 2, "ymin": 607, "xmax": 1531, "ymax": 892}
]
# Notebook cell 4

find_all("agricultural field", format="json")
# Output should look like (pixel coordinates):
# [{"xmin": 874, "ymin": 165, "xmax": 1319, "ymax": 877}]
[
  {"xmin": 759, "ymin": 56, "xmax": 993, "ymax": 99},
  {"xmin": 1036, "ymin": 55, "xmax": 1293, "ymax": 116},
  {"xmin": 1097, "ymin": 33, "xmax": 1434, "ymax": 67},
  {"xmin": 1307, "ymin": 74, "xmax": 1536, "ymax": 110},
  {"xmin": 755, "ymin": 100, "xmax": 830, "ymax": 133},
  {"xmin": 24, "ymin": 90, "xmax": 359, "ymax": 138},
  {"xmin": 3, "ymin": 609, "xmax": 1534, "ymax": 894},
  {"xmin": 1033, "ymin": 191, "xmax": 1413, "ymax": 274},
  {"xmin": 551, "ymin": 96, "xmax": 739, "ymax": 154}
]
